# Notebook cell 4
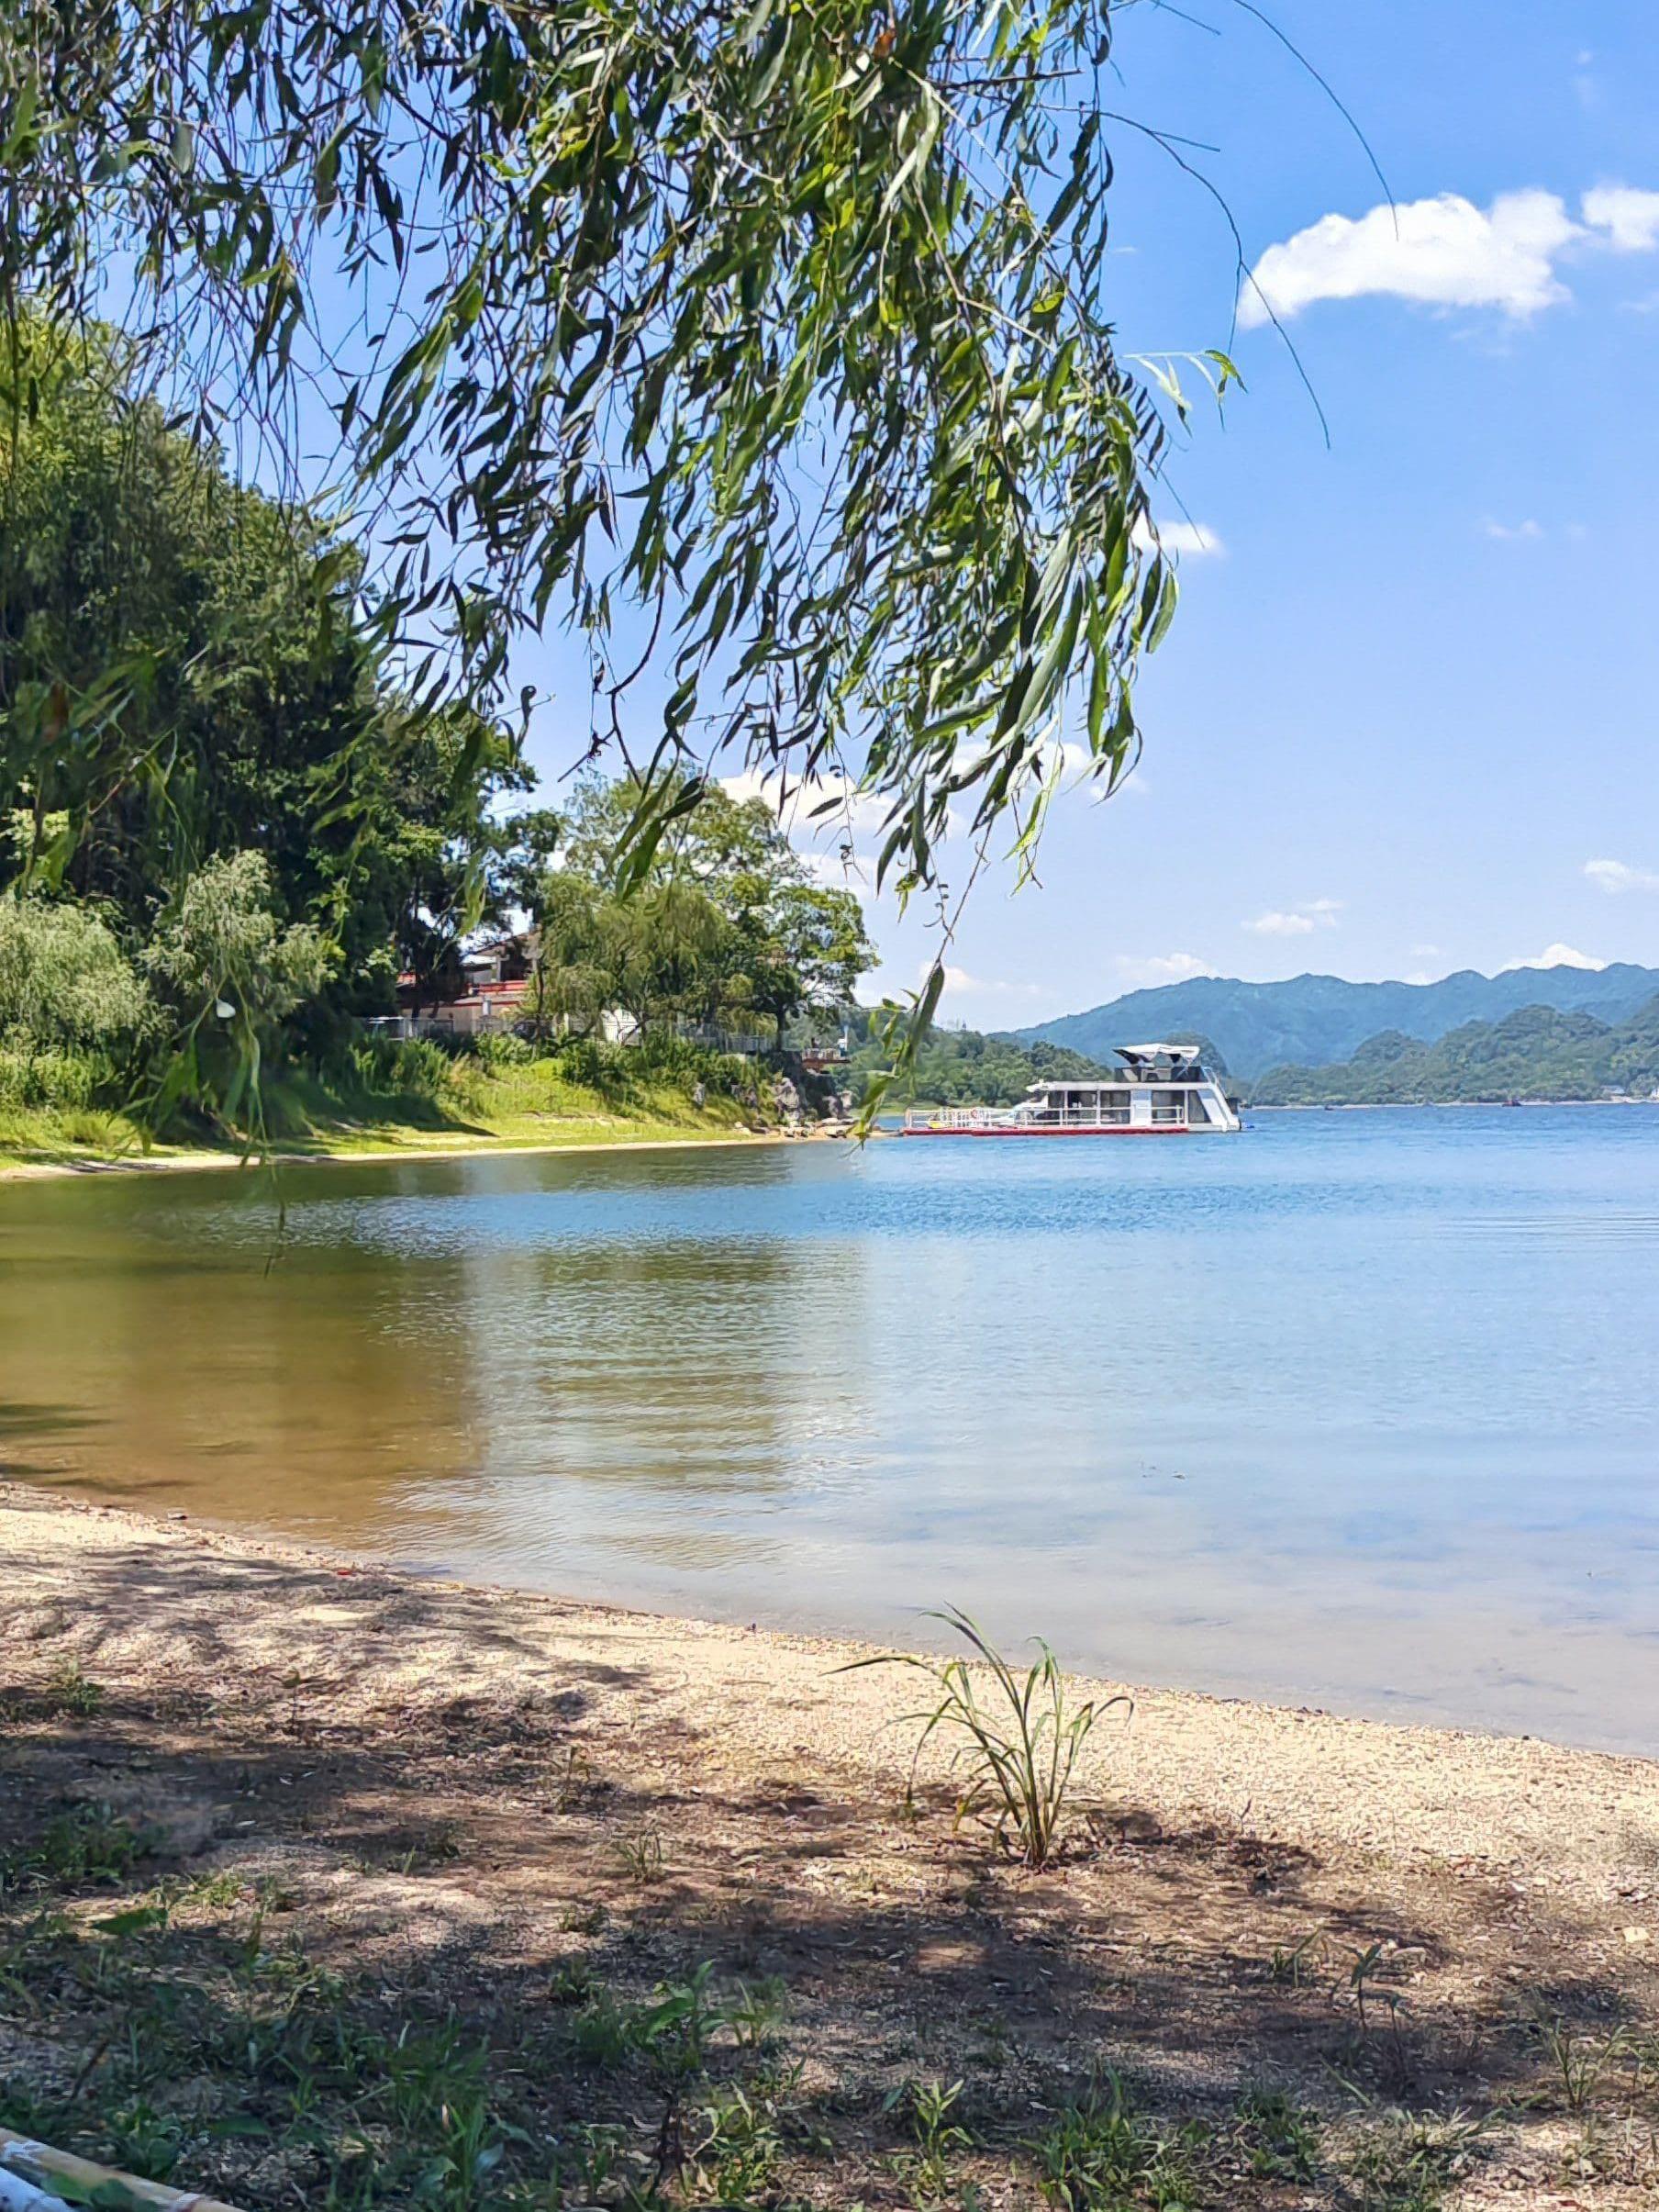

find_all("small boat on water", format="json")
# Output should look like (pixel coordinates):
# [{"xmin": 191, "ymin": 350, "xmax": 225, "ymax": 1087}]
[{"xmin": 903, "ymin": 1044, "xmax": 1241, "ymax": 1137}]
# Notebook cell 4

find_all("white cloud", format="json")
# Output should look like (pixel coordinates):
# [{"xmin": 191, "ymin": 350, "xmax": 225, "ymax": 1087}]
[
  {"xmin": 1586, "ymin": 857, "xmax": 1659, "ymax": 895},
  {"xmin": 1502, "ymin": 943, "xmax": 1608, "ymax": 972},
  {"xmin": 1243, "ymin": 899, "xmax": 1342, "ymax": 937},
  {"xmin": 1582, "ymin": 184, "xmax": 1659, "ymax": 253},
  {"xmin": 1241, "ymin": 190, "xmax": 1582, "ymax": 327},
  {"xmin": 1481, "ymin": 517, "xmax": 1544, "ymax": 541},
  {"xmin": 1242, "ymin": 181, "xmax": 1659, "ymax": 330},
  {"xmin": 934, "ymin": 963, "xmax": 1045, "ymax": 1003},
  {"xmin": 1411, "ymin": 943, "xmax": 1443, "ymax": 958},
  {"xmin": 1131, "ymin": 518, "xmax": 1226, "ymax": 560},
  {"xmin": 1111, "ymin": 951, "xmax": 1217, "ymax": 989},
  {"xmin": 718, "ymin": 765, "xmax": 890, "ymax": 841}
]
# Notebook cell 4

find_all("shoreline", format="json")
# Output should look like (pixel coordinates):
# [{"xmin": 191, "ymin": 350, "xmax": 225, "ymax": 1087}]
[
  {"xmin": 0, "ymin": 1123, "xmax": 811, "ymax": 1186},
  {"xmin": 6, "ymin": 1480, "xmax": 1655, "ymax": 1881},
  {"xmin": 6, "ymin": 1481, "xmax": 1657, "ymax": 2206}
]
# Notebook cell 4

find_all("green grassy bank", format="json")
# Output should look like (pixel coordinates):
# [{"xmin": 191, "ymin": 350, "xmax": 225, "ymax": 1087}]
[{"xmin": 0, "ymin": 1037, "xmax": 774, "ymax": 1176}]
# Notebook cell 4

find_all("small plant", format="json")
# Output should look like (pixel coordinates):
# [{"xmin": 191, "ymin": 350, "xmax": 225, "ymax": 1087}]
[
  {"xmin": 843, "ymin": 1607, "xmax": 1125, "ymax": 1870},
  {"xmin": 43, "ymin": 1658, "xmax": 106, "ymax": 1718},
  {"xmin": 1236, "ymin": 2087, "xmax": 1322, "ymax": 2182},
  {"xmin": 1267, "ymin": 1928, "xmax": 1325, "ymax": 1986},
  {"xmin": 1345, "ymin": 2106, "xmax": 1486, "ymax": 2212},
  {"xmin": 1535, "ymin": 2014, "xmax": 1630, "ymax": 2114},
  {"xmin": 1030, "ymin": 2072, "xmax": 1196, "ymax": 2212},
  {"xmin": 615, "ymin": 1826, "xmax": 666, "ymax": 1885},
  {"xmin": 887, "ymin": 2077, "xmax": 972, "ymax": 2203}
]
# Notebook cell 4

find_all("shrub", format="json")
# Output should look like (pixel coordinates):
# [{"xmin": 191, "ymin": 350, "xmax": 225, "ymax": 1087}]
[
  {"xmin": 0, "ymin": 894, "xmax": 153, "ymax": 1060},
  {"xmin": 0, "ymin": 1045, "xmax": 102, "ymax": 1109},
  {"xmin": 472, "ymin": 1029, "xmax": 533, "ymax": 1069}
]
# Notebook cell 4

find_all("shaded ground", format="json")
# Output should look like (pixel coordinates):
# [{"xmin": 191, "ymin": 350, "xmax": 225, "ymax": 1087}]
[{"xmin": 2, "ymin": 1487, "xmax": 1657, "ymax": 2209}]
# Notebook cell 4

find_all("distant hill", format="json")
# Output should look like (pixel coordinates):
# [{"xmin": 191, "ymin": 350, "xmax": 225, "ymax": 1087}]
[
  {"xmin": 844, "ymin": 1014, "xmax": 1111, "ymax": 1107},
  {"xmin": 1251, "ymin": 998, "xmax": 1659, "ymax": 1106},
  {"xmin": 1014, "ymin": 964, "xmax": 1659, "ymax": 1081}
]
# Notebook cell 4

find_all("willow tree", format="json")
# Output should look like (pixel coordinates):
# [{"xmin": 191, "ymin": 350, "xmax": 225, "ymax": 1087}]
[{"xmin": 2, "ymin": 0, "xmax": 1197, "ymax": 1052}]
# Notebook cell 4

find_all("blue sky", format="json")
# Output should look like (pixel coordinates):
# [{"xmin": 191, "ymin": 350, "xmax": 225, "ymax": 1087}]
[{"xmin": 512, "ymin": 2, "xmax": 1659, "ymax": 1024}]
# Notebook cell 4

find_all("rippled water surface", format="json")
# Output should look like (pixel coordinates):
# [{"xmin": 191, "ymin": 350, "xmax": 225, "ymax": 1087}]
[{"xmin": 5, "ymin": 1109, "xmax": 1659, "ymax": 1749}]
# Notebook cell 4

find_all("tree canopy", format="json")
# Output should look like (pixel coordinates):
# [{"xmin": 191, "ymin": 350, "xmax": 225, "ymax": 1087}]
[
  {"xmin": 524, "ymin": 776, "xmax": 875, "ymax": 1042},
  {"xmin": 2, "ymin": 0, "xmax": 1193, "ymax": 986}
]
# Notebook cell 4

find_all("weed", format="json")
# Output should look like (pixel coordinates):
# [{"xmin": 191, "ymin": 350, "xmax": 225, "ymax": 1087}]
[
  {"xmin": 1236, "ymin": 2087, "xmax": 1322, "ymax": 2182},
  {"xmin": 547, "ymin": 1957, "xmax": 594, "ymax": 2005},
  {"xmin": 3, "ymin": 1804, "xmax": 155, "ymax": 1891},
  {"xmin": 43, "ymin": 1657, "xmax": 106, "ymax": 1718},
  {"xmin": 569, "ymin": 1987, "xmax": 635, "ymax": 2071},
  {"xmin": 887, "ymin": 2077, "xmax": 971, "ymax": 2204},
  {"xmin": 1267, "ymin": 1928, "xmax": 1325, "ymax": 1986},
  {"xmin": 629, "ymin": 1963, "xmax": 726, "ymax": 2078},
  {"xmin": 1030, "ymin": 2072, "xmax": 1197, "ymax": 2211},
  {"xmin": 843, "ymin": 1606, "xmax": 1125, "ymax": 1869},
  {"xmin": 615, "ymin": 1826, "xmax": 666, "ymax": 1885},
  {"xmin": 694, "ymin": 2079, "xmax": 786, "ymax": 2201},
  {"xmin": 1345, "ymin": 2107, "xmax": 1486, "ymax": 2212},
  {"xmin": 104, "ymin": 2096, "xmax": 184, "ymax": 2182},
  {"xmin": 1533, "ymin": 2013, "xmax": 1630, "ymax": 2113},
  {"xmin": 723, "ymin": 1975, "xmax": 788, "ymax": 2051}
]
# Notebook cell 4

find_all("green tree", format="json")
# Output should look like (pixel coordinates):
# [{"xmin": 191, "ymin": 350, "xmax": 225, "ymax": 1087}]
[
  {"xmin": 3, "ymin": 0, "xmax": 1188, "ymax": 976},
  {"xmin": 0, "ymin": 323, "xmax": 393, "ymax": 935},
  {"xmin": 143, "ymin": 851, "xmax": 332, "ymax": 1129}
]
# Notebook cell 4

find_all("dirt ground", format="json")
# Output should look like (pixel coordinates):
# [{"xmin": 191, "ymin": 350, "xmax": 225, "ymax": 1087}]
[{"xmin": 2, "ymin": 1483, "xmax": 1657, "ymax": 2209}]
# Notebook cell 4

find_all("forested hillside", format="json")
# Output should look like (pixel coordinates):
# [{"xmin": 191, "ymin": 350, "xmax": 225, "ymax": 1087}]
[
  {"xmin": 847, "ymin": 1022, "xmax": 1110, "ymax": 1107},
  {"xmin": 1019, "ymin": 965, "xmax": 1659, "ymax": 1080},
  {"xmin": 1252, "ymin": 1000, "xmax": 1659, "ymax": 1105}
]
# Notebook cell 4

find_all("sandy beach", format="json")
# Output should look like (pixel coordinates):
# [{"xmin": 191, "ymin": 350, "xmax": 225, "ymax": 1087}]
[
  {"xmin": 0, "ymin": 1125, "xmax": 810, "ymax": 1185},
  {"xmin": 3, "ymin": 1481, "xmax": 1657, "ymax": 2206}
]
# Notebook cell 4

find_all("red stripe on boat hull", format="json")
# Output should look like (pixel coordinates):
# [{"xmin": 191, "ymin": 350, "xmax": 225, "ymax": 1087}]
[{"xmin": 901, "ymin": 1124, "xmax": 1193, "ymax": 1137}]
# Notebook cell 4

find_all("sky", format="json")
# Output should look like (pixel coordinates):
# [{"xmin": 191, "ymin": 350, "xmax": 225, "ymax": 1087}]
[{"xmin": 509, "ymin": 1, "xmax": 1659, "ymax": 1025}]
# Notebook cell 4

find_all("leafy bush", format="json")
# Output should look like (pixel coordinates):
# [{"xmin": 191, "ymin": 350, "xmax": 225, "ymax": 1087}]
[
  {"xmin": 472, "ymin": 1029, "xmax": 533, "ymax": 1069},
  {"xmin": 0, "ymin": 894, "xmax": 153, "ymax": 1060},
  {"xmin": 350, "ymin": 1034, "xmax": 463, "ymax": 1101},
  {"xmin": 144, "ymin": 852, "xmax": 330, "ymax": 1026},
  {"xmin": 0, "ymin": 1045, "xmax": 101, "ymax": 1109}
]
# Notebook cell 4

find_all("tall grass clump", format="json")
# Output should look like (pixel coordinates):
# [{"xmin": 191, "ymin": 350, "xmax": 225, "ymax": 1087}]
[{"xmin": 844, "ymin": 1607, "xmax": 1125, "ymax": 1870}]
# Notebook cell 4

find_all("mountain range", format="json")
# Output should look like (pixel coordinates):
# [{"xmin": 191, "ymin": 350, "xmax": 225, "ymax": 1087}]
[
  {"xmin": 1013, "ymin": 964, "xmax": 1659, "ymax": 1082},
  {"xmin": 1251, "ymin": 998, "xmax": 1659, "ymax": 1105}
]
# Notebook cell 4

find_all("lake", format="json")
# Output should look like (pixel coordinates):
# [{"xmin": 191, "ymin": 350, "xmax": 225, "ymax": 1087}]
[{"xmin": 4, "ymin": 1108, "xmax": 1658, "ymax": 1751}]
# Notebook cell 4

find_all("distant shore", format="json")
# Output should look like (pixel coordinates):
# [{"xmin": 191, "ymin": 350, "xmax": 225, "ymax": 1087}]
[{"xmin": 1250, "ymin": 1095, "xmax": 1659, "ymax": 1112}]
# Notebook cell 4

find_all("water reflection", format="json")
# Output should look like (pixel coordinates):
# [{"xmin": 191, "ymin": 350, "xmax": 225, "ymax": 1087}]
[{"xmin": 4, "ymin": 1113, "xmax": 1659, "ymax": 1750}]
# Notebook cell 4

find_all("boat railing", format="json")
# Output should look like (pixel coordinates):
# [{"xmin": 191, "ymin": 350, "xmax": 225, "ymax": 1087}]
[{"xmin": 903, "ymin": 1107, "xmax": 1018, "ymax": 1131}]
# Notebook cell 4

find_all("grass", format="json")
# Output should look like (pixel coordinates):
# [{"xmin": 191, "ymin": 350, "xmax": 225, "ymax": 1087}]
[
  {"xmin": 1030, "ymin": 2074, "xmax": 1198, "ymax": 2211},
  {"xmin": 843, "ymin": 1605, "xmax": 1125, "ymax": 1870},
  {"xmin": 0, "ymin": 1790, "xmax": 1553, "ymax": 2212},
  {"xmin": 0, "ymin": 1039, "xmax": 774, "ymax": 1174}
]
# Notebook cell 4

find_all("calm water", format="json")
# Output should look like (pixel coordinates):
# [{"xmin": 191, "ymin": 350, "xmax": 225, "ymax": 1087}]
[{"xmin": 4, "ymin": 1110, "xmax": 1659, "ymax": 1751}]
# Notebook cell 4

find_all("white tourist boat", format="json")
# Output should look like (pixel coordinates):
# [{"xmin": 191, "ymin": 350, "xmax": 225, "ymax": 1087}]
[{"xmin": 903, "ymin": 1043, "xmax": 1241, "ymax": 1136}]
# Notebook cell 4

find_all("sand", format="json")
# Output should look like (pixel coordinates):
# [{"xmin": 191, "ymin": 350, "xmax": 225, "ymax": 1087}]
[{"xmin": 4, "ymin": 1483, "xmax": 1657, "ymax": 2206}]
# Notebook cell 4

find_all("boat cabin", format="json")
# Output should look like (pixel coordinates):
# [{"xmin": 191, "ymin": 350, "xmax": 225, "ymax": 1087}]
[{"xmin": 903, "ymin": 1043, "xmax": 1240, "ymax": 1136}]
